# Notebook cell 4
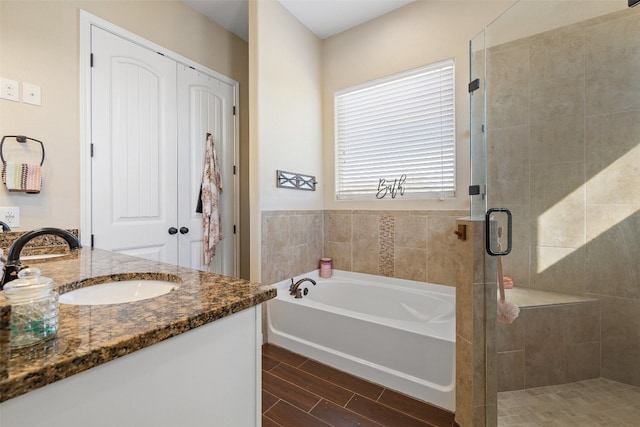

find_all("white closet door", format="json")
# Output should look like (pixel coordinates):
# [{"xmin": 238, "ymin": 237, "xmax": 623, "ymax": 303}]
[
  {"xmin": 91, "ymin": 26, "xmax": 178, "ymax": 263},
  {"xmin": 177, "ymin": 65, "xmax": 236, "ymax": 275}
]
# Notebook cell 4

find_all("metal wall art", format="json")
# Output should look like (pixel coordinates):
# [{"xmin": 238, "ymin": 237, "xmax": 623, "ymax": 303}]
[{"xmin": 276, "ymin": 170, "xmax": 317, "ymax": 191}]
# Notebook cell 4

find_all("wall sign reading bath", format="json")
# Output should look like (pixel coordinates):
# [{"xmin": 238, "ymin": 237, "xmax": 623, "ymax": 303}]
[{"xmin": 376, "ymin": 174, "xmax": 406, "ymax": 199}]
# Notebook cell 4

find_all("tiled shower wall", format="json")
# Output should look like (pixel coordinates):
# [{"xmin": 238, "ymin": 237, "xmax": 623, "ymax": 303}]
[
  {"xmin": 486, "ymin": 8, "xmax": 640, "ymax": 387},
  {"xmin": 261, "ymin": 210, "xmax": 466, "ymax": 287}
]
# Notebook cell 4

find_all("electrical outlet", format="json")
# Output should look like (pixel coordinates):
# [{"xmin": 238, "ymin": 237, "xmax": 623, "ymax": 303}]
[
  {"xmin": 0, "ymin": 207, "xmax": 20, "ymax": 228},
  {"xmin": 0, "ymin": 78, "xmax": 19, "ymax": 102}
]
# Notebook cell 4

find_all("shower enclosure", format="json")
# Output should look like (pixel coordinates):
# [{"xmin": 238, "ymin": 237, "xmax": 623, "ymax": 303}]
[{"xmin": 470, "ymin": 0, "xmax": 640, "ymax": 425}]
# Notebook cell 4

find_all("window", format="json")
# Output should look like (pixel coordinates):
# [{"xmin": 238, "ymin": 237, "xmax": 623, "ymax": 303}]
[{"xmin": 335, "ymin": 59, "xmax": 455, "ymax": 200}]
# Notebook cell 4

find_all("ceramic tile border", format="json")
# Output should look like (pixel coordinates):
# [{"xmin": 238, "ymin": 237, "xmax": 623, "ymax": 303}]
[{"xmin": 378, "ymin": 215, "xmax": 395, "ymax": 276}]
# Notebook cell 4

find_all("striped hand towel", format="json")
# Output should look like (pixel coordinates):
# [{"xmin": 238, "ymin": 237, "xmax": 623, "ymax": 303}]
[{"xmin": 2, "ymin": 162, "xmax": 42, "ymax": 193}]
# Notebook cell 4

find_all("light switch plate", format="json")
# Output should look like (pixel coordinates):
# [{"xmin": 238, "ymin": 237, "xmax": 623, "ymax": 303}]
[
  {"xmin": 0, "ymin": 77, "xmax": 19, "ymax": 102},
  {"xmin": 22, "ymin": 82, "xmax": 41, "ymax": 106},
  {"xmin": 0, "ymin": 207, "xmax": 20, "ymax": 228}
]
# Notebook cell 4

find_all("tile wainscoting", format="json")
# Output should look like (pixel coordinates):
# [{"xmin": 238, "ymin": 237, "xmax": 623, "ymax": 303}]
[{"xmin": 261, "ymin": 209, "xmax": 467, "ymax": 287}]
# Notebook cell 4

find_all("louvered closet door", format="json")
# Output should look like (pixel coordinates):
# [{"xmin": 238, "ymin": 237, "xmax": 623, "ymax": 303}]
[
  {"xmin": 177, "ymin": 65, "xmax": 236, "ymax": 275},
  {"xmin": 91, "ymin": 26, "xmax": 178, "ymax": 263}
]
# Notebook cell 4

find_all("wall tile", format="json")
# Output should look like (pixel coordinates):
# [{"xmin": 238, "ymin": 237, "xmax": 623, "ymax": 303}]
[
  {"xmin": 352, "ymin": 213, "xmax": 379, "ymax": 275},
  {"xmin": 585, "ymin": 12, "xmax": 640, "ymax": 116},
  {"xmin": 394, "ymin": 247, "xmax": 426, "ymax": 282},
  {"xmin": 486, "ymin": 43, "xmax": 530, "ymax": 130},
  {"xmin": 529, "ymin": 27, "xmax": 585, "ymax": 84},
  {"xmin": 261, "ymin": 212, "xmax": 326, "ymax": 285},
  {"xmin": 496, "ymin": 314, "xmax": 524, "ymax": 353},
  {"xmin": 530, "ymin": 77, "xmax": 585, "ymax": 166},
  {"xmin": 455, "ymin": 336, "xmax": 473, "ymax": 427},
  {"xmin": 565, "ymin": 341, "xmax": 600, "ymax": 383},
  {"xmin": 530, "ymin": 245, "xmax": 585, "ymax": 296},
  {"xmin": 585, "ymin": 110, "xmax": 640, "ymax": 206},
  {"xmin": 324, "ymin": 211, "xmax": 352, "ymax": 242},
  {"xmin": 324, "ymin": 241, "xmax": 352, "ymax": 271},
  {"xmin": 497, "ymin": 351, "xmax": 525, "ymax": 392},
  {"xmin": 563, "ymin": 300, "xmax": 600, "ymax": 344},
  {"xmin": 585, "ymin": 206, "xmax": 640, "ymax": 298},
  {"xmin": 394, "ymin": 215, "xmax": 427, "ymax": 249},
  {"xmin": 456, "ymin": 222, "xmax": 474, "ymax": 343},
  {"xmin": 524, "ymin": 306, "xmax": 566, "ymax": 388},
  {"xmin": 473, "ymin": 284, "xmax": 488, "ymax": 407},
  {"xmin": 530, "ymin": 162, "xmax": 585, "ymax": 248},
  {"xmin": 264, "ymin": 214, "xmax": 291, "ymax": 253},
  {"xmin": 600, "ymin": 296, "xmax": 640, "ymax": 386},
  {"xmin": 486, "ymin": 126, "xmax": 530, "ymax": 207},
  {"xmin": 427, "ymin": 216, "xmax": 458, "ymax": 286}
]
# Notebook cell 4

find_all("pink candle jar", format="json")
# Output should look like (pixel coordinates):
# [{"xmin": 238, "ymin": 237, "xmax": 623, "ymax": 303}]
[{"xmin": 319, "ymin": 258, "xmax": 332, "ymax": 278}]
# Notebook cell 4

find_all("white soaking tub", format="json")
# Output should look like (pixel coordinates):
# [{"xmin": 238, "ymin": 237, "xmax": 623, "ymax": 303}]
[{"xmin": 266, "ymin": 270, "xmax": 456, "ymax": 411}]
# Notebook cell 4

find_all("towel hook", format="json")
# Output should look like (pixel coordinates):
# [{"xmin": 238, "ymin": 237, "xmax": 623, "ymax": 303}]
[{"xmin": 0, "ymin": 135, "xmax": 46, "ymax": 166}]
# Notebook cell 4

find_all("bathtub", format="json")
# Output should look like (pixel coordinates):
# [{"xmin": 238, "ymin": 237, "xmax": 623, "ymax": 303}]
[{"xmin": 266, "ymin": 270, "xmax": 456, "ymax": 411}]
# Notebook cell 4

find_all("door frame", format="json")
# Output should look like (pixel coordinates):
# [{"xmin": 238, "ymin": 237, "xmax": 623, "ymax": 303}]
[{"xmin": 79, "ymin": 10, "xmax": 240, "ymax": 275}]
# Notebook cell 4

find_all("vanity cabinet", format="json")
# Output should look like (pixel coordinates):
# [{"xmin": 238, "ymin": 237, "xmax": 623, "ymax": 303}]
[{"xmin": 0, "ymin": 306, "xmax": 262, "ymax": 427}]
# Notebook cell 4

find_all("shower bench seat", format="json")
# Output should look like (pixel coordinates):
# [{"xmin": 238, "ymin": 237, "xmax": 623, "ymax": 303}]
[
  {"xmin": 503, "ymin": 287, "xmax": 598, "ymax": 308},
  {"xmin": 496, "ymin": 287, "xmax": 600, "ymax": 392}
]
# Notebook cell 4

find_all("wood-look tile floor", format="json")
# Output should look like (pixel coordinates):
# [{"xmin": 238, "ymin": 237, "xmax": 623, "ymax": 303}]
[{"xmin": 262, "ymin": 344, "xmax": 455, "ymax": 427}]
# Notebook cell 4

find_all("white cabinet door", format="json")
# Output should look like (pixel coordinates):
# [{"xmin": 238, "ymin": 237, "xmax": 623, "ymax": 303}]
[
  {"xmin": 177, "ymin": 65, "xmax": 236, "ymax": 274},
  {"xmin": 91, "ymin": 26, "xmax": 178, "ymax": 264}
]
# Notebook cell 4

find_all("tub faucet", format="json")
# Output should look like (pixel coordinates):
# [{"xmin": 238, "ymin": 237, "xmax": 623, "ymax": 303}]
[
  {"xmin": 289, "ymin": 277, "xmax": 316, "ymax": 298},
  {"xmin": 1, "ymin": 228, "xmax": 82, "ymax": 289}
]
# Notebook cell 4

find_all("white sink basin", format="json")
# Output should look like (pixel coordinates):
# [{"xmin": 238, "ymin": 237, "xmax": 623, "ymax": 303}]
[{"xmin": 60, "ymin": 280, "xmax": 179, "ymax": 305}]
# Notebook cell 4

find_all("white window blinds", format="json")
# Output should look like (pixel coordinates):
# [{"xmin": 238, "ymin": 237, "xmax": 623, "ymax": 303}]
[{"xmin": 335, "ymin": 59, "xmax": 455, "ymax": 200}]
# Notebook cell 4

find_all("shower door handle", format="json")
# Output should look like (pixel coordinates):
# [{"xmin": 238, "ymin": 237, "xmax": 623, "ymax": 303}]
[{"xmin": 485, "ymin": 208, "xmax": 512, "ymax": 256}]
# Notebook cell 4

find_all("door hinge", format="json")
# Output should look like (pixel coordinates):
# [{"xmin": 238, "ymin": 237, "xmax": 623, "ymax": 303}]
[
  {"xmin": 233, "ymin": 165, "xmax": 237, "ymax": 175},
  {"xmin": 91, "ymin": 234, "xmax": 95, "ymax": 248},
  {"xmin": 233, "ymin": 106, "xmax": 236, "ymax": 116},
  {"xmin": 90, "ymin": 53, "xmax": 94, "ymax": 67},
  {"xmin": 233, "ymin": 225, "xmax": 237, "ymax": 234},
  {"xmin": 90, "ymin": 143, "xmax": 94, "ymax": 157},
  {"xmin": 468, "ymin": 78, "xmax": 480, "ymax": 93}
]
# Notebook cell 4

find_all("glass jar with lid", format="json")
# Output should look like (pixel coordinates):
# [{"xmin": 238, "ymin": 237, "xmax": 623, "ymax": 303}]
[{"xmin": 2, "ymin": 267, "xmax": 59, "ymax": 348}]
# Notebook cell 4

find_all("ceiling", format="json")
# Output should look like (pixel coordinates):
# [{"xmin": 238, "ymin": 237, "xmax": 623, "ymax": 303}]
[{"xmin": 183, "ymin": 0, "xmax": 415, "ymax": 41}]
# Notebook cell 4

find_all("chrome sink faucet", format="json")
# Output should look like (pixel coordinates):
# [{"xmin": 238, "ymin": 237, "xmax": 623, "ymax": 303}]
[
  {"xmin": 1, "ymin": 228, "xmax": 82, "ymax": 289},
  {"xmin": 289, "ymin": 277, "xmax": 316, "ymax": 298}
]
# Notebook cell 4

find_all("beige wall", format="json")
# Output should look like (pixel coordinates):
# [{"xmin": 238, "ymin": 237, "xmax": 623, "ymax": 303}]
[
  {"xmin": 0, "ymin": 1, "xmax": 250, "ymax": 278},
  {"xmin": 322, "ymin": 0, "xmax": 511, "ymax": 211},
  {"xmin": 254, "ymin": 0, "xmax": 323, "ymax": 212},
  {"xmin": 250, "ymin": 0, "xmax": 323, "ymax": 281}
]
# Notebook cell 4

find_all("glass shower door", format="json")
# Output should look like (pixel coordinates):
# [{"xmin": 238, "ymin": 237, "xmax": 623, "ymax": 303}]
[{"xmin": 477, "ymin": 0, "xmax": 640, "ymax": 425}]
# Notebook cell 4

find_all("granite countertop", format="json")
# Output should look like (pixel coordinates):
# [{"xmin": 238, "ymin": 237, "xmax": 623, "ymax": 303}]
[{"xmin": 0, "ymin": 248, "xmax": 275, "ymax": 403}]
